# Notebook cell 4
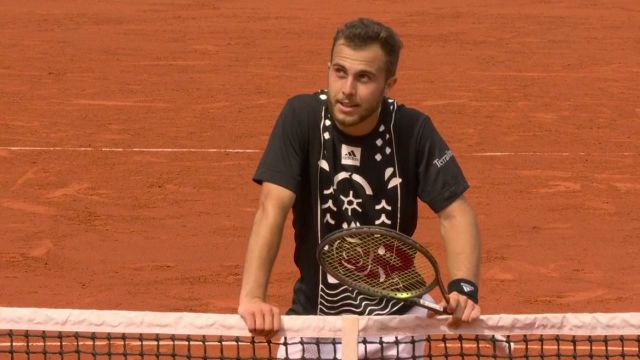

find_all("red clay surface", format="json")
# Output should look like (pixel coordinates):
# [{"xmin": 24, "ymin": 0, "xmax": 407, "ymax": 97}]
[{"xmin": 1, "ymin": 1, "xmax": 639, "ymax": 316}]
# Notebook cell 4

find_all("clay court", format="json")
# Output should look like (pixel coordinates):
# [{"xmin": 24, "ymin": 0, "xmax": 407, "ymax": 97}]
[{"xmin": 1, "ymin": 1, "xmax": 639, "ymax": 317}]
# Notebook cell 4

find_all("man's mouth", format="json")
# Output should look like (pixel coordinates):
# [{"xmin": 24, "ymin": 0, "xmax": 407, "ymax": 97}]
[{"xmin": 337, "ymin": 100, "xmax": 359, "ymax": 110}]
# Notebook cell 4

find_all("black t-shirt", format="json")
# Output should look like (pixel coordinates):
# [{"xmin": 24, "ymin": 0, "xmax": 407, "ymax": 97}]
[{"xmin": 253, "ymin": 91, "xmax": 469, "ymax": 315}]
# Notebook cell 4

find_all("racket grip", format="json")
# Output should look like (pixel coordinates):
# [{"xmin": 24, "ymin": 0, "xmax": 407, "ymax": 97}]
[{"xmin": 414, "ymin": 298, "xmax": 450, "ymax": 315}]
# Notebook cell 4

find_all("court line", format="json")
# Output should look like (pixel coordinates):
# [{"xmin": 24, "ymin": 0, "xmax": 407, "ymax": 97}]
[
  {"xmin": 0, "ymin": 147, "xmax": 261, "ymax": 153},
  {"xmin": 469, "ymin": 152, "xmax": 638, "ymax": 156},
  {"xmin": 0, "ymin": 147, "xmax": 637, "ymax": 156}
]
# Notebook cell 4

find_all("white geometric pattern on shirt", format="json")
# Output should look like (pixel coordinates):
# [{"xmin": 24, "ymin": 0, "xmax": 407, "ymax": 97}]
[{"xmin": 316, "ymin": 95, "xmax": 404, "ymax": 315}]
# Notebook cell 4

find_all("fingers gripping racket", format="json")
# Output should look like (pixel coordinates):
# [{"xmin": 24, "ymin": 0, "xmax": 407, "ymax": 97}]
[{"xmin": 316, "ymin": 226, "xmax": 451, "ymax": 315}]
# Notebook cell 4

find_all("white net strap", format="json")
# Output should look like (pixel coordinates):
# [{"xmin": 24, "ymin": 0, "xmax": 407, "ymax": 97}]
[{"xmin": 1, "ymin": 307, "xmax": 640, "ymax": 337}]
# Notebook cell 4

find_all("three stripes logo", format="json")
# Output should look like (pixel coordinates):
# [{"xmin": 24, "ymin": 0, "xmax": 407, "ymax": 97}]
[{"xmin": 341, "ymin": 145, "xmax": 361, "ymax": 166}]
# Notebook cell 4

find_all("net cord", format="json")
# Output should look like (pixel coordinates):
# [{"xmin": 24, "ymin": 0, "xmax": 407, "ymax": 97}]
[{"xmin": 1, "ymin": 307, "xmax": 639, "ymax": 337}]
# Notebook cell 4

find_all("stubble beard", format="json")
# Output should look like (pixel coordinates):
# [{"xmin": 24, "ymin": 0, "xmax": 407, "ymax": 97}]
[{"xmin": 328, "ymin": 97, "xmax": 382, "ymax": 130}]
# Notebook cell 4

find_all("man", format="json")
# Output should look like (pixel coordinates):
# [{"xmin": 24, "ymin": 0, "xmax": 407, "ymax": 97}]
[{"xmin": 238, "ymin": 17, "xmax": 481, "ymax": 355}]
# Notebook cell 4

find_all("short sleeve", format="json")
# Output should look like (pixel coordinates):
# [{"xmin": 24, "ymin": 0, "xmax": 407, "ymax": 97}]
[
  {"xmin": 253, "ymin": 98, "xmax": 308, "ymax": 193},
  {"xmin": 416, "ymin": 117, "xmax": 469, "ymax": 212}
]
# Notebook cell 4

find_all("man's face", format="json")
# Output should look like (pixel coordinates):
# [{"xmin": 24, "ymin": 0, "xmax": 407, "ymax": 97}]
[{"xmin": 327, "ymin": 40, "xmax": 397, "ymax": 136}]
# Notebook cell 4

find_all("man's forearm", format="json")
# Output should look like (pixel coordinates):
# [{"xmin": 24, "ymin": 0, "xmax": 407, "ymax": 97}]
[
  {"xmin": 239, "ymin": 207, "xmax": 288, "ymax": 301},
  {"xmin": 439, "ymin": 197, "xmax": 481, "ymax": 282},
  {"xmin": 239, "ymin": 183, "xmax": 295, "ymax": 302}
]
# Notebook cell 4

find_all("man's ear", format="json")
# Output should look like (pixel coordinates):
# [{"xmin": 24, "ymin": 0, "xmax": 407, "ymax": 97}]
[{"xmin": 385, "ymin": 76, "xmax": 398, "ymax": 95}]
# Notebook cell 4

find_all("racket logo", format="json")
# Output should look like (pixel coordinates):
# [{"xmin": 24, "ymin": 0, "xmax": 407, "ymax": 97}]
[{"xmin": 334, "ymin": 237, "xmax": 414, "ymax": 282}]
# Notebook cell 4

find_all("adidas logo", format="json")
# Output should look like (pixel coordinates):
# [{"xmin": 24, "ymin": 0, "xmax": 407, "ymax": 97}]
[
  {"xmin": 461, "ymin": 283, "xmax": 475, "ymax": 293},
  {"xmin": 341, "ymin": 145, "xmax": 361, "ymax": 166}
]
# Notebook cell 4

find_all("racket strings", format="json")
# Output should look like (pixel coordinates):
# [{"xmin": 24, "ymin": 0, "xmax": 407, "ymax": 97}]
[{"xmin": 321, "ymin": 233, "xmax": 437, "ymax": 298}]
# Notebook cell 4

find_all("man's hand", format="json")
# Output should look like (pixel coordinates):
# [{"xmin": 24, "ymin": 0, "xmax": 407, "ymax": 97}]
[
  {"xmin": 238, "ymin": 298, "xmax": 281, "ymax": 339},
  {"xmin": 427, "ymin": 293, "xmax": 481, "ymax": 327},
  {"xmin": 445, "ymin": 292, "xmax": 481, "ymax": 327}
]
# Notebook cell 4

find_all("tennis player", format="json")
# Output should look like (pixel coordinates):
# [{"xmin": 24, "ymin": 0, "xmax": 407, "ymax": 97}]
[{"xmin": 238, "ymin": 17, "xmax": 481, "ymax": 357}]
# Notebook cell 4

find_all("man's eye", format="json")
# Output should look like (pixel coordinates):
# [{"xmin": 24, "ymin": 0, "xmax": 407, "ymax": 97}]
[
  {"xmin": 334, "ymin": 68, "xmax": 347, "ymax": 77},
  {"xmin": 359, "ymin": 74, "xmax": 372, "ymax": 82}
]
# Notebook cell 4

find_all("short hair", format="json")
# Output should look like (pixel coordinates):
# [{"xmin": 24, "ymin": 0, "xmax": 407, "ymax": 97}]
[{"xmin": 331, "ymin": 18, "xmax": 403, "ymax": 79}]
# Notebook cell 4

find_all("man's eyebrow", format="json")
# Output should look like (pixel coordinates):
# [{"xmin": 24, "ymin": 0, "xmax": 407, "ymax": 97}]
[
  {"xmin": 355, "ymin": 69, "xmax": 376, "ymax": 76},
  {"xmin": 330, "ymin": 63, "xmax": 376, "ymax": 76}
]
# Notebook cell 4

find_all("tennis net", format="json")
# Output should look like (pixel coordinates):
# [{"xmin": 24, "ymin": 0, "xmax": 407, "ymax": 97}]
[{"xmin": 1, "ymin": 307, "xmax": 639, "ymax": 359}]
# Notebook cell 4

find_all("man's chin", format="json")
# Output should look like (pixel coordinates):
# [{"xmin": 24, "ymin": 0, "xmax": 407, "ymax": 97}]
[{"xmin": 333, "ymin": 116, "xmax": 362, "ymax": 128}]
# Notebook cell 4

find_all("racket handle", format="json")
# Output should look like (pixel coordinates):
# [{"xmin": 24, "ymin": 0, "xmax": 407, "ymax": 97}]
[{"xmin": 412, "ymin": 298, "xmax": 450, "ymax": 315}]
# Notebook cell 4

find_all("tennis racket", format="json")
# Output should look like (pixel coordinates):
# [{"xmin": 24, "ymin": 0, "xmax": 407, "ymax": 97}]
[
  {"xmin": 316, "ymin": 226, "xmax": 450, "ymax": 314},
  {"xmin": 317, "ymin": 226, "xmax": 515, "ymax": 355}
]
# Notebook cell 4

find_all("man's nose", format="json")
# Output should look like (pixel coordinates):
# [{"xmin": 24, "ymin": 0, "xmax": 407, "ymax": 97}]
[{"xmin": 341, "ymin": 76, "xmax": 356, "ymax": 96}]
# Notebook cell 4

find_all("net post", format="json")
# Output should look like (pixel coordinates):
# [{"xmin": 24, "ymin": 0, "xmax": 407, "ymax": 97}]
[{"xmin": 341, "ymin": 315, "xmax": 359, "ymax": 360}]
